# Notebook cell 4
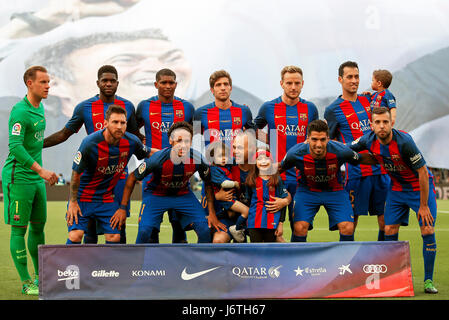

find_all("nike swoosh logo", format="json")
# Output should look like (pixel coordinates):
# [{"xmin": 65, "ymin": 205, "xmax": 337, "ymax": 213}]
[
  {"xmin": 93, "ymin": 113, "xmax": 103, "ymax": 116},
  {"xmin": 345, "ymin": 113, "xmax": 354, "ymax": 118},
  {"xmin": 16, "ymin": 249, "xmax": 26, "ymax": 254},
  {"xmin": 181, "ymin": 266, "xmax": 220, "ymax": 280}
]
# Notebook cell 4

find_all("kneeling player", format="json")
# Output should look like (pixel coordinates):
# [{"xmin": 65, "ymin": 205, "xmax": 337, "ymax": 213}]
[
  {"xmin": 117, "ymin": 121, "xmax": 226, "ymax": 243},
  {"xmin": 350, "ymin": 107, "xmax": 438, "ymax": 294},
  {"xmin": 280, "ymin": 120, "xmax": 371, "ymax": 242},
  {"xmin": 66, "ymin": 105, "xmax": 149, "ymax": 244}
]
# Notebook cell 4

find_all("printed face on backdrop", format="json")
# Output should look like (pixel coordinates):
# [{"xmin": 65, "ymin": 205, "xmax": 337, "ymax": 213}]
[{"xmin": 49, "ymin": 37, "xmax": 191, "ymax": 117}]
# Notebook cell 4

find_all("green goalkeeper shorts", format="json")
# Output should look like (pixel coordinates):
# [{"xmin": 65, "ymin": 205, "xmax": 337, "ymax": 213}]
[{"xmin": 3, "ymin": 181, "xmax": 47, "ymax": 226}]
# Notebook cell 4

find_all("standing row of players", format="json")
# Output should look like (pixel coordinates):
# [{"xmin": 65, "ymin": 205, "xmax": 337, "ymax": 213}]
[{"xmin": 3, "ymin": 62, "xmax": 437, "ymax": 295}]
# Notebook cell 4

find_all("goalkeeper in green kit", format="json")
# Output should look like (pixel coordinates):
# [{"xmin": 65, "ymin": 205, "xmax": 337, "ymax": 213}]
[{"xmin": 1, "ymin": 66, "xmax": 58, "ymax": 295}]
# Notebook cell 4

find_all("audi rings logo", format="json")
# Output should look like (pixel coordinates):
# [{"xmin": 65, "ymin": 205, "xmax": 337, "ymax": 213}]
[{"xmin": 363, "ymin": 264, "xmax": 388, "ymax": 274}]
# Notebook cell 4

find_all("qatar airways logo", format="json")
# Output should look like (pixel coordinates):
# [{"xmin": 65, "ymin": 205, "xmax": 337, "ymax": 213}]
[
  {"xmin": 207, "ymin": 128, "xmax": 242, "ymax": 141},
  {"xmin": 152, "ymin": 121, "xmax": 172, "ymax": 132},
  {"xmin": 349, "ymin": 119, "xmax": 371, "ymax": 132},
  {"xmin": 97, "ymin": 162, "xmax": 126, "ymax": 175},
  {"xmin": 161, "ymin": 180, "xmax": 189, "ymax": 189},
  {"xmin": 383, "ymin": 163, "xmax": 407, "ymax": 172},
  {"xmin": 34, "ymin": 130, "xmax": 45, "ymax": 142},
  {"xmin": 276, "ymin": 124, "xmax": 306, "ymax": 136},
  {"xmin": 306, "ymin": 173, "xmax": 337, "ymax": 183}
]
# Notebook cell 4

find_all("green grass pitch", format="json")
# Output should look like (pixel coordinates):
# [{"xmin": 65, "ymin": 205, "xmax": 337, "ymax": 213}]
[{"xmin": 0, "ymin": 200, "xmax": 448, "ymax": 300}]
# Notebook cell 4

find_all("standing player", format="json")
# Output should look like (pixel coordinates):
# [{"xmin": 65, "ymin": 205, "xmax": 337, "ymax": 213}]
[
  {"xmin": 350, "ymin": 107, "xmax": 438, "ymax": 294},
  {"xmin": 194, "ymin": 70, "xmax": 253, "ymax": 241},
  {"xmin": 324, "ymin": 61, "xmax": 389, "ymax": 241},
  {"xmin": 280, "ymin": 120, "xmax": 372, "ymax": 242},
  {"xmin": 194, "ymin": 70, "xmax": 253, "ymax": 150},
  {"xmin": 66, "ymin": 105, "xmax": 149, "ymax": 244},
  {"xmin": 252, "ymin": 65, "xmax": 318, "ymax": 238},
  {"xmin": 116, "ymin": 121, "xmax": 226, "ymax": 243},
  {"xmin": 2, "ymin": 66, "xmax": 58, "ymax": 295},
  {"xmin": 43, "ymin": 65, "xmax": 141, "ymax": 244},
  {"xmin": 135, "ymin": 68, "xmax": 194, "ymax": 243}
]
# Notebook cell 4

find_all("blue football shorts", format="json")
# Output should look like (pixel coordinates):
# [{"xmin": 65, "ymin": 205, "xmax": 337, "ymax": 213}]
[
  {"xmin": 384, "ymin": 179, "xmax": 437, "ymax": 227},
  {"xmin": 67, "ymin": 201, "xmax": 120, "ymax": 234},
  {"xmin": 345, "ymin": 174, "xmax": 390, "ymax": 216},
  {"xmin": 293, "ymin": 189, "xmax": 354, "ymax": 231}
]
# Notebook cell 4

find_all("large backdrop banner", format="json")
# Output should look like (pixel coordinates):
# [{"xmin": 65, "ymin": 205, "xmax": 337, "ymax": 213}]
[
  {"xmin": 39, "ymin": 242, "xmax": 414, "ymax": 299},
  {"xmin": 1, "ymin": 0, "xmax": 449, "ymax": 178}
]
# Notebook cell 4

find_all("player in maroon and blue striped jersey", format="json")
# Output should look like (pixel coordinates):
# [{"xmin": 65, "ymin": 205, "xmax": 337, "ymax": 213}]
[
  {"xmin": 135, "ymin": 68, "xmax": 194, "ymax": 243},
  {"xmin": 324, "ymin": 61, "xmax": 389, "ymax": 241},
  {"xmin": 65, "ymin": 105, "xmax": 149, "ymax": 244},
  {"xmin": 194, "ymin": 70, "xmax": 253, "ymax": 150},
  {"xmin": 349, "ymin": 107, "xmax": 438, "ymax": 294},
  {"xmin": 195, "ymin": 70, "xmax": 252, "ymax": 241},
  {"xmin": 43, "ymin": 65, "xmax": 143, "ymax": 244},
  {"xmin": 44, "ymin": 65, "xmax": 140, "ymax": 142},
  {"xmin": 280, "ymin": 120, "xmax": 372, "ymax": 242},
  {"xmin": 136, "ymin": 69, "xmax": 195, "ymax": 153},
  {"xmin": 117, "ymin": 121, "xmax": 226, "ymax": 243},
  {"xmin": 252, "ymin": 66, "xmax": 318, "ymax": 239}
]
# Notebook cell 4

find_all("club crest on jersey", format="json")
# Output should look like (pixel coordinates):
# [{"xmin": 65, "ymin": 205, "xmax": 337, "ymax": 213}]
[
  {"xmin": 176, "ymin": 110, "xmax": 184, "ymax": 118},
  {"xmin": 299, "ymin": 113, "xmax": 307, "ymax": 121},
  {"xmin": 233, "ymin": 117, "xmax": 241, "ymax": 125},
  {"xmin": 328, "ymin": 164, "xmax": 337, "ymax": 170},
  {"xmin": 11, "ymin": 123, "xmax": 21, "ymax": 136},
  {"xmin": 138, "ymin": 162, "xmax": 146, "ymax": 175},
  {"xmin": 391, "ymin": 154, "xmax": 400, "ymax": 161},
  {"xmin": 74, "ymin": 151, "xmax": 82, "ymax": 165},
  {"xmin": 120, "ymin": 151, "xmax": 129, "ymax": 158}
]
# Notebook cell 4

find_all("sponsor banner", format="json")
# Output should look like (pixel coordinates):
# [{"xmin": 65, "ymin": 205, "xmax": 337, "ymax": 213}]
[{"xmin": 38, "ymin": 242, "xmax": 414, "ymax": 300}]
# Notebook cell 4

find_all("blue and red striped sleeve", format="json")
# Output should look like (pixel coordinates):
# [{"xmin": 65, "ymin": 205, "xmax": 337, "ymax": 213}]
[{"xmin": 65, "ymin": 102, "xmax": 85, "ymax": 133}]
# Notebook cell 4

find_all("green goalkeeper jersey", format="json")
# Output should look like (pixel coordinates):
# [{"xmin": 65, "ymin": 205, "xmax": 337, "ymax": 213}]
[{"xmin": 2, "ymin": 96, "xmax": 46, "ymax": 184}]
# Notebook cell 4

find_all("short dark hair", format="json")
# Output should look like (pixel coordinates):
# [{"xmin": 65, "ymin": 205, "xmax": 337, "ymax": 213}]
[
  {"xmin": 23, "ymin": 65, "xmax": 47, "ymax": 85},
  {"xmin": 307, "ymin": 119, "xmax": 329, "ymax": 136},
  {"xmin": 205, "ymin": 141, "xmax": 230, "ymax": 164},
  {"xmin": 371, "ymin": 106, "xmax": 391, "ymax": 118},
  {"xmin": 156, "ymin": 68, "xmax": 177, "ymax": 81},
  {"xmin": 167, "ymin": 121, "xmax": 193, "ymax": 139},
  {"xmin": 338, "ymin": 61, "xmax": 359, "ymax": 77},
  {"xmin": 209, "ymin": 70, "xmax": 232, "ymax": 88},
  {"xmin": 105, "ymin": 104, "xmax": 127, "ymax": 120},
  {"xmin": 372, "ymin": 69, "xmax": 393, "ymax": 88},
  {"xmin": 98, "ymin": 65, "xmax": 118, "ymax": 79}
]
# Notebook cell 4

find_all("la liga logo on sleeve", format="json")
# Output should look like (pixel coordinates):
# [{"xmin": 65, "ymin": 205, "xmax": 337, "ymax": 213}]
[
  {"xmin": 74, "ymin": 151, "xmax": 82, "ymax": 165},
  {"xmin": 11, "ymin": 123, "xmax": 22, "ymax": 136}
]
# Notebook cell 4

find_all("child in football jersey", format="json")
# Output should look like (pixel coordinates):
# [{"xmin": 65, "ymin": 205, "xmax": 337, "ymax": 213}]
[
  {"xmin": 368, "ymin": 69, "xmax": 397, "ymax": 126},
  {"xmin": 230, "ymin": 148, "xmax": 291, "ymax": 243},
  {"xmin": 207, "ymin": 142, "xmax": 249, "ymax": 241}
]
